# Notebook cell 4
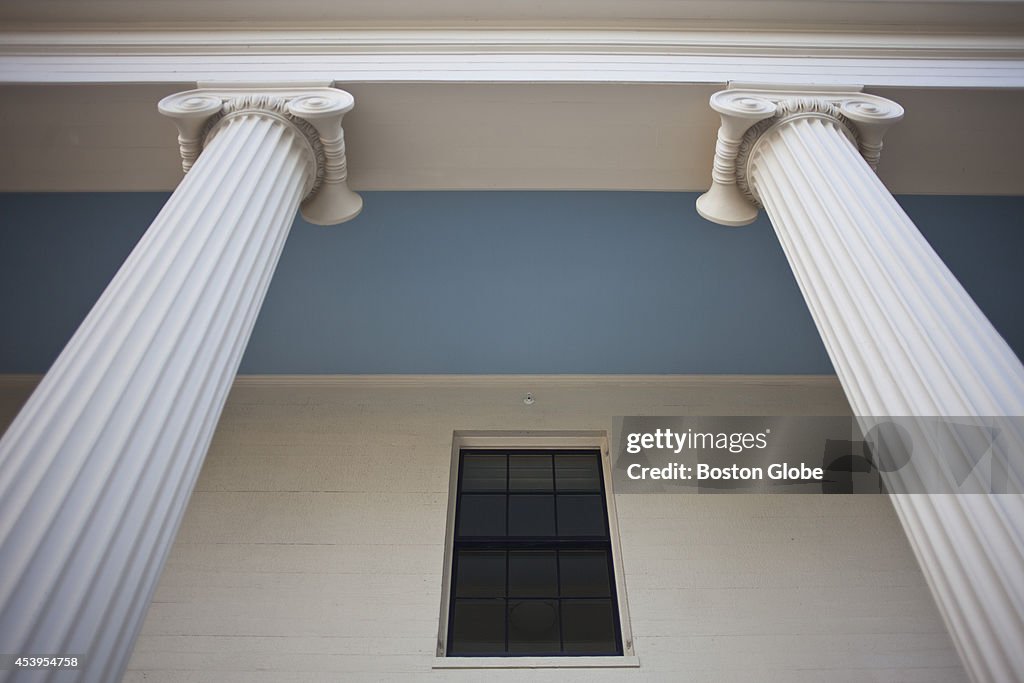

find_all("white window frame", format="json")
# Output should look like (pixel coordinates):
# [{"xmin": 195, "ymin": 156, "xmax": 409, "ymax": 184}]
[{"xmin": 433, "ymin": 430, "xmax": 638, "ymax": 669}]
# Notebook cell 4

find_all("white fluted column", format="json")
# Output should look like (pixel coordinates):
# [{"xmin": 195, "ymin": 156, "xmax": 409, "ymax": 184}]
[
  {"xmin": 0, "ymin": 86, "xmax": 360, "ymax": 682},
  {"xmin": 698, "ymin": 86, "xmax": 1024, "ymax": 683}
]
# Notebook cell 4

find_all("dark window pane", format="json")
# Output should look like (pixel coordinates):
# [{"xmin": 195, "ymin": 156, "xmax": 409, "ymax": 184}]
[
  {"xmin": 559, "ymin": 549, "xmax": 612, "ymax": 597},
  {"xmin": 462, "ymin": 454, "xmax": 507, "ymax": 492},
  {"xmin": 451, "ymin": 450, "xmax": 622, "ymax": 659},
  {"xmin": 509, "ymin": 454, "xmax": 553, "ymax": 491},
  {"xmin": 508, "ymin": 600, "xmax": 560, "ymax": 654},
  {"xmin": 561, "ymin": 599, "xmax": 618, "ymax": 654},
  {"xmin": 555, "ymin": 453, "xmax": 602, "ymax": 492},
  {"xmin": 508, "ymin": 494, "xmax": 555, "ymax": 536},
  {"xmin": 458, "ymin": 494, "xmax": 506, "ymax": 537},
  {"xmin": 450, "ymin": 599, "xmax": 505, "ymax": 655},
  {"xmin": 456, "ymin": 550, "xmax": 506, "ymax": 597},
  {"xmin": 557, "ymin": 495, "xmax": 606, "ymax": 537},
  {"xmin": 508, "ymin": 550, "xmax": 557, "ymax": 597}
]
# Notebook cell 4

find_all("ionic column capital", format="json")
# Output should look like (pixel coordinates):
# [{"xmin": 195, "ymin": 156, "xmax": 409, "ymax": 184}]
[
  {"xmin": 159, "ymin": 84, "xmax": 362, "ymax": 225},
  {"xmin": 696, "ymin": 86, "xmax": 903, "ymax": 226}
]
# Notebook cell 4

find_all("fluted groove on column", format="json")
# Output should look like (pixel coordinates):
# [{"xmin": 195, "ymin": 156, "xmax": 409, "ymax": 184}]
[
  {"xmin": 755, "ymin": 111, "xmax": 1024, "ymax": 683},
  {"xmin": 752, "ymin": 122, "xmax": 1024, "ymax": 682},
  {"xmin": 698, "ymin": 86, "xmax": 1024, "ymax": 683},
  {"xmin": 100, "ymin": 122, "xmax": 308, "ymax": 683},
  {"xmin": 0, "ymin": 86, "xmax": 359, "ymax": 682}
]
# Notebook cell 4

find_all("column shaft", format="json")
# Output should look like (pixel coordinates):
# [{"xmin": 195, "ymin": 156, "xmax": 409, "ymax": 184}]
[
  {"xmin": 751, "ymin": 115, "xmax": 1024, "ymax": 416},
  {"xmin": 748, "ymin": 111, "xmax": 1024, "ymax": 682},
  {"xmin": 0, "ymin": 111, "xmax": 310, "ymax": 681}
]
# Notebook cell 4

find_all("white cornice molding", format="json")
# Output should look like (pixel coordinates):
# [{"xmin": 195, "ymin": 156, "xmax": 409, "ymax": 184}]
[
  {"xmin": 2, "ymin": 0, "xmax": 1023, "ymax": 33},
  {"xmin": 1, "ymin": 28, "xmax": 1023, "ymax": 87},
  {"xmin": 3, "ymin": 29, "xmax": 1024, "ymax": 58}
]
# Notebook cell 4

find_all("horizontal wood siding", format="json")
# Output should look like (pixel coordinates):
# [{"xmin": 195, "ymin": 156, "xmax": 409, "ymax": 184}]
[{"xmin": 0, "ymin": 376, "xmax": 966, "ymax": 681}]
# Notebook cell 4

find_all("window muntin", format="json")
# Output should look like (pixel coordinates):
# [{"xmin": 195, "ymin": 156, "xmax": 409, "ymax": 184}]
[{"xmin": 446, "ymin": 450, "xmax": 624, "ymax": 657}]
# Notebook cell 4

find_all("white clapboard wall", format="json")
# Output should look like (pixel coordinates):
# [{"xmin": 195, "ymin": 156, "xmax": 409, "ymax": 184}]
[{"xmin": 0, "ymin": 375, "xmax": 966, "ymax": 682}]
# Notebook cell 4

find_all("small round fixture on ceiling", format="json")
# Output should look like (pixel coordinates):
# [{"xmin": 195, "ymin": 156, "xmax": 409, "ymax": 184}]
[{"xmin": 523, "ymin": 393, "xmax": 535, "ymax": 405}]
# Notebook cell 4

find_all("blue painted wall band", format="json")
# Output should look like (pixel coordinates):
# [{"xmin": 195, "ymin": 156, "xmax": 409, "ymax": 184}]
[{"xmin": 0, "ymin": 192, "xmax": 1020, "ymax": 374}]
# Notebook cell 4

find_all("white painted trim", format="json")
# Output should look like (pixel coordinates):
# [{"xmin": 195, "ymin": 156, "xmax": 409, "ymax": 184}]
[
  {"xmin": 2, "ymin": 0, "xmax": 1022, "ymax": 32},
  {"xmin": 433, "ymin": 655, "xmax": 640, "ymax": 669},
  {"xmin": 4, "ymin": 29, "xmax": 1023, "ymax": 58},
  {"xmin": 597, "ymin": 435, "xmax": 635, "ymax": 660},
  {"xmin": 435, "ymin": 431, "xmax": 637, "ymax": 665},
  {"xmin": 2, "ymin": 55, "xmax": 1019, "ymax": 88},
  {"xmin": 1, "ymin": 28, "xmax": 1023, "ymax": 87}
]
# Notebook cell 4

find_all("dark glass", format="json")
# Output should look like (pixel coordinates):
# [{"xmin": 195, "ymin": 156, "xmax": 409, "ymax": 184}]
[
  {"xmin": 450, "ymin": 600, "xmax": 505, "ymax": 655},
  {"xmin": 508, "ymin": 494, "xmax": 555, "ymax": 536},
  {"xmin": 558, "ymin": 549, "xmax": 611, "ymax": 597},
  {"xmin": 561, "ymin": 599, "xmax": 618, "ymax": 654},
  {"xmin": 455, "ymin": 550, "xmax": 506, "ymax": 597},
  {"xmin": 554, "ymin": 453, "xmax": 602, "ymax": 492},
  {"xmin": 556, "ymin": 494, "xmax": 607, "ymax": 536},
  {"xmin": 508, "ymin": 600, "xmax": 560, "ymax": 654},
  {"xmin": 450, "ymin": 450, "xmax": 621, "ymax": 657},
  {"xmin": 462, "ymin": 453, "xmax": 507, "ymax": 491},
  {"xmin": 509, "ymin": 454, "xmax": 553, "ymax": 491},
  {"xmin": 508, "ymin": 550, "xmax": 557, "ymax": 597},
  {"xmin": 458, "ymin": 494, "xmax": 506, "ymax": 537}
]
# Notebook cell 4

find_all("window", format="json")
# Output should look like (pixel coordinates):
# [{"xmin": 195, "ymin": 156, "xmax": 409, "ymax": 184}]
[{"xmin": 436, "ymin": 433, "xmax": 636, "ymax": 667}]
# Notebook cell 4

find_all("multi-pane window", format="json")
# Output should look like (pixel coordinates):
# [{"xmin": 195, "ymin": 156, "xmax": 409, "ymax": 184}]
[{"xmin": 446, "ymin": 450, "xmax": 623, "ymax": 657}]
